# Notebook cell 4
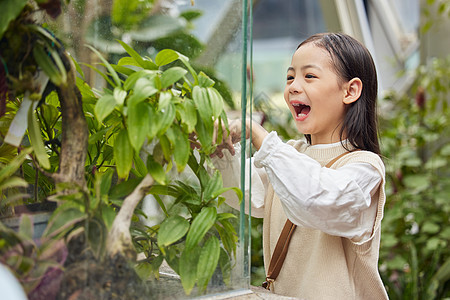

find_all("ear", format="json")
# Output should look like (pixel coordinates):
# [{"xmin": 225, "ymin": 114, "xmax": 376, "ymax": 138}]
[{"xmin": 343, "ymin": 77, "xmax": 362, "ymax": 104}]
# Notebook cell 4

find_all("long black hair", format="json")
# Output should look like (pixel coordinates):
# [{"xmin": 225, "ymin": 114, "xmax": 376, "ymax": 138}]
[{"xmin": 298, "ymin": 33, "xmax": 380, "ymax": 155}]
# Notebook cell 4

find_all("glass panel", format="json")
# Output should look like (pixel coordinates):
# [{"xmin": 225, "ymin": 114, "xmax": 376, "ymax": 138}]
[{"xmin": 0, "ymin": 0, "xmax": 251, "ymax": 299}]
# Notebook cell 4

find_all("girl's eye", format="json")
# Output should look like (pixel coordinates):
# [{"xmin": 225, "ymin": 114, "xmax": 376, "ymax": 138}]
[
  {"xmin": 287, "ymin": 75, "xmax": 294, "ymax": 81},
  {"xmin": 305, "ymin": 74, "xmax": 316, "ymax": 79}
]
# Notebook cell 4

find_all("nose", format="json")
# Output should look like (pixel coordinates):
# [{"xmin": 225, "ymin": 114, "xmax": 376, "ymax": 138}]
[{"xmin": 288, "ymin": 78, "xmax": 302, "ymax": 94}]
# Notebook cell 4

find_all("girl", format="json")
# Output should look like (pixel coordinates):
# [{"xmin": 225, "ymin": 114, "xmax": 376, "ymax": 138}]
[{"xmin": 212, "ymin": 33, "xmax": 388, "ymax": 299}]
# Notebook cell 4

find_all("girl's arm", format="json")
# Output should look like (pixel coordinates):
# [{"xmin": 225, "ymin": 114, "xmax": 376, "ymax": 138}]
[
  {"xmin": 254, "ymin": 132, "xmax": 382, "ymax": 243},
  {"xmin": 212, "ymin": 143, "xmax": 268, "ymax": 218},
  {"xmin": 211, "ymin": 119, "xmax": 270, "ymax": 218}
]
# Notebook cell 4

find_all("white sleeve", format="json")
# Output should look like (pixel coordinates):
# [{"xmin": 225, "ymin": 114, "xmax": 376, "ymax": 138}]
[
  {"xmin": 254, "ymin": 132, "xmax": 381, "ymax": 242},
  {"xmin": 212, "ymin": 143, "xmax": 267, "ymax": 218}
]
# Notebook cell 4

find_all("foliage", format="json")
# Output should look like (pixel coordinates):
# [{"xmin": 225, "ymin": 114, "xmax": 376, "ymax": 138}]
[
  {"xmin": 421, "ymin": 0, "xmax": 450, "ymax": 33},
  {"xmin": 0, "ymin": 214, "xmax": 66, "ymax": 298},
  {"xmin": 378, "ymin": 55, "xmax": 450, "ymax": 299},
  {"xmin": 1, "ymin": 0, "xmax": 243, "ymax": 297},
  {"xmin": 0, "ymin": 0, "xmax": 70, "ymax": 186},
  {"xmin": 76, "ymin": 40, "xmax": 242, "ymax": 295},
  {"xmin": 0, "ymin": 148, "xmax": 31, "ymax": 214}
]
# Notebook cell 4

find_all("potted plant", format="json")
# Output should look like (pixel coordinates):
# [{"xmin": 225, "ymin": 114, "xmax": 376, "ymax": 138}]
[{"xmin": 1, "ymin": 0, "xmax": 243, "ymax": 298}]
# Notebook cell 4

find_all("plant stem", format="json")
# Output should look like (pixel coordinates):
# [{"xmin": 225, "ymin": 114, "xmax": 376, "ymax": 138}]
[{"xmin": 106, "ymin": 174, "xmax": 154, "ymax": 259}]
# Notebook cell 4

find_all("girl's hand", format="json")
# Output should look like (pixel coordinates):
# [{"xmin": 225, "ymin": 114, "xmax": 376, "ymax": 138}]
[
  {"xmin": 211, "ymin": 119, "xmax": 241, "ymax": 158},
  {"xmin": 211, "ymin": 119, "xmax": 269, "ymax": 158}
]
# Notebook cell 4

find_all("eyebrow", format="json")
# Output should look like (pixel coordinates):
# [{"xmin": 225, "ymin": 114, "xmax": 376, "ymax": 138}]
[{"xmin": 287, "ymin": 64, "xmax": 322, "ymax": 72}]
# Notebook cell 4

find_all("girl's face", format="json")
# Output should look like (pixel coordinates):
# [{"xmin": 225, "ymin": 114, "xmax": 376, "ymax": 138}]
[{"xmin": 284, "ymin": 43, "xmax": 349, "ymax": 145}]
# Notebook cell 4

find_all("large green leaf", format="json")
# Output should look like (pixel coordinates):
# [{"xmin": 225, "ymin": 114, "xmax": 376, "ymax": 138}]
[
  {"xmin": 154, "ymin": 49, "xmax": 197, "ymax": 84},
  {"xmin": 87, "ymin": 45, "xmax": 122, "ymax": 87},
  {"xmin": 113, "ymin": 87, "xmax": 127, "ymax": 106},
  {"xmin": 219, "ymin": 248, "xmax": 232, "ymax": 286},
  {"xmin": 155, "ymin": 49, "xmax": 181, "ymax": 67},
  {"xmin": 202, "ymin": 170, "xmax": 223, "ymax": 202},
  {"xmin": 40, "ymin": 102, "xmax": 60, "ymax": 130},
  {"xmin": 87, "ymin": 218, "xmax": 107, "ymax": 258},
  {"xmin": 180, "ymin": 10, "xmax": 203, "ymax": 21},
  {"xmin": 101, "ymin": 205, "xmax": 116, "ymax": 230},
  {"xmin": 196, "ymin": 236, "xmax": 220, "ymax": 293},
  {"xmin": 185, "ymin": 206, "xmax": 217, "ymax": 251},
  {"xmin": 216, "ymin": 219, "xmax": 237, "ymax": 257},
  {"xmin": 127, "ymin": 101, "xmax": 150, "ymax": 151},
  {"xmin": 33, "ymin": 43, "xmax": 67, "ymax": 86},
  {"xmin": 0, "ymin": 148, "xmax": 31, "ymax": 183},
  {"xmin": 109, "ymin": 177, "xmax": 141, "ymax": 199},
  {"xmin": 124, "ymin": 70, "xmax": 156, "ymax": 91},
  {"xmin": 117, "ymin": 40, "xmax": 158, "ymax": 70},
  {"xmin": 95, "ymin": 94, "xmax": 116, "ymax": 124},
  {"xmin": 192, "ymin": 86, "xmax": 212, "ymax": 123},
  {"xmin": 97, "ymin": 169, "xmax": 114, "ymax": 200},
  {"xmin": 117, "ymin": 56, "xmax": 141, "ymax": 68},
  {"xmin": 0, "ymin": 176, "xmax": 28, "ymax": 191},
  {"xmin": 0, "ymin": 0, "xmax": 28, "ymax": 40},
  {"xmin": 158, "ymin": 135, "xmax": 172, "ymax": 164},
  {"xmin": 157, "ymin": 215, "xmax": 189, "ymax": 248},
  {"xmin": 158, "ymin": 92, "xmax": 172, "ymax": 110},
  {"xmin": 146, "ymin": 105, "xmax": 159, "ymax": 140},
  {"xmin": 156, "ymin": 103, "xmax": 175, "ymax": 135},
  {"xmin": 148, "ymin": 184, "xmax": 180, "ymax": 198},
  {"xmin": 146, "ymin": 155, "xmax": 167, "ymax": 185},
  {"xmin": 160, "ymin": 67, "xmax": 187, "ymax": 89},
  {"xmin": 166, "ymin": 126, "xmax": 190, "ymax": 172},
  {"xmin": 198, "ymin": 72, "xmax": 215, "ymax": 88},
  {"xmin": 179, "ymin": 246, "xmax": 199, "ymax": 295},
  {"xmin": 194, "ymin": 113, "xmax": 214, "ymax": 153},
  {"xmin": 212, "ymin": 187, "xmax": 243, "ymax": 203},
  {"xmin": 215, "ymin": 224, "xmax": 233, "ymax": 257},
  {"xmin": 27, "ymin": 104, "xmax": 50, "ymax": 169},
  {"xmin": 44, "ymin": 206, "xmax": 86, "ymax": 238},
  {"xmin": 19, "ymin": 214, "xmax": 33, "ymax": 241},
  {"xmin": 133, "ymin": 152, "xmax": 148, "ymax": 177},
  {"xmin": 207, "ymin": 87, "xmax": 224, "ymax": 119},
  {"xmin": 127, "ymin": 77, "xmax": 158, "ymax": 107},
  {"xmin": 114, "ymin": 129, "xmax": 134, "ymax": 179},
  {"xmin": 176, "ymin": 98, "xmax": 197, "ymax": 132}
]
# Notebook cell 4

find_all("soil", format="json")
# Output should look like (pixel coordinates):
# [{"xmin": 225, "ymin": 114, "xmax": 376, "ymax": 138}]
[{"xmin": 56, "ymin": 234, "xmax": 150, "ymax": 300}]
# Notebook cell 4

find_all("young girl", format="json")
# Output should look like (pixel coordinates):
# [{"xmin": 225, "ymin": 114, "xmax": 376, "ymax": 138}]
[{"xmin": 212, "ymin": 33, "xmax": 388, "ymax": 299}]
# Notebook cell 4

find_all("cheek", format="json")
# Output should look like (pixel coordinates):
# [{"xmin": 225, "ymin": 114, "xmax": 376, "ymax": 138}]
[{"xmin": 283, "ymin": 86, "xmax": 290, "ymax": 103}]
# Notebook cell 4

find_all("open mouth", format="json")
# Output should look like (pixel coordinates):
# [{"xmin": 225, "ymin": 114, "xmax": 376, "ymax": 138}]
[{"xmin": 292, "ymin": 103, "xmax": 311, "ymax": 119}]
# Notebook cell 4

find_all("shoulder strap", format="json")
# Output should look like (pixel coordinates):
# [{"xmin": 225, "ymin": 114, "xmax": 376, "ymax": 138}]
[{"xmin": 262, "ymin": 151, "xmax": 352, "ymax": 290}]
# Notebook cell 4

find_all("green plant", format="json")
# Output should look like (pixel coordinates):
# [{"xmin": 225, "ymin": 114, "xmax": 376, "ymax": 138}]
[
  {"xmin": 74, "ymin": 40, "xmax": 242, "ymax": 295},
  {"xmin": 379, "ymin": 55, "xmax": 450, "ymax": 299},
  {"xmin": 0, "ymin": 214, "xmax": 66, "ymax": 299},
  {"xmin": 1, "ymin": 1, "xmax": 243, "ymax": 297},
  {"xmin": 0, "ymin": 148, "xmax": 32, "ymax": 214}
]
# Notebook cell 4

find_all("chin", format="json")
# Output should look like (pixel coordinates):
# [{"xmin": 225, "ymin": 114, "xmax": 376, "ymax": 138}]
[{"xmin": 295, "ymin": 124, "xmax": 307, "ymax": 135}]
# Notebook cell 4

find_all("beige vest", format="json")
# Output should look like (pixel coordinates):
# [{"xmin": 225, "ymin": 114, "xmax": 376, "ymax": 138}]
[{"xmin": 262, "ymin": 142, "xmax": 388, "ymax": 300}]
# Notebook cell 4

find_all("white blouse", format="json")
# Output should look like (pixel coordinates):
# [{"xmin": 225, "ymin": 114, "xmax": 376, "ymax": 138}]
[{"xmin": 213, "ymin": 131, "xmax": 382, "ymax": 243}]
